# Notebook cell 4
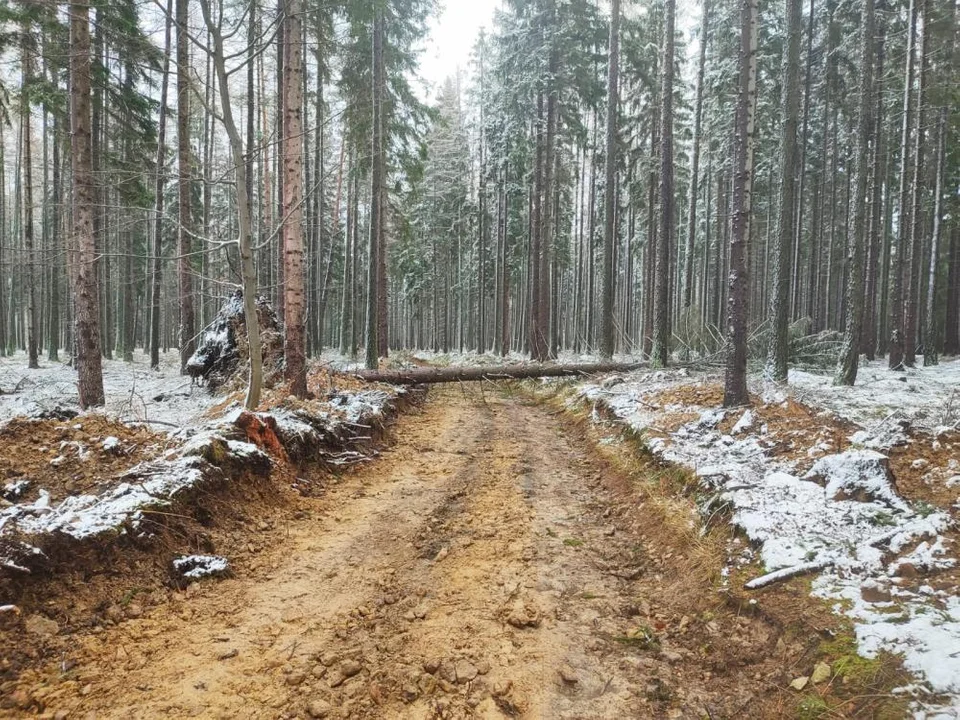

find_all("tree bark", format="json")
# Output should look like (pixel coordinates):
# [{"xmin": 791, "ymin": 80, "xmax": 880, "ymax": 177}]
[
  {"xmin": 354, "ymin": 361, "xmax": 649, "ymax": 386},
  {"xmin": 150, "ymin": 0, "xmax": 173, "ymax": 371},
  {"xmin": 652, "ymin": 0, "xmax": 675, "ymax": 368},
  {"xmin": 22, "ymin": 21, "xmax": 38, "ymax": 369},
  {"xmin": 599, "ymin": 0, "xmax": 620, "ymax": 359},
  {"xmin": 70, "ymin": 0, "xmax": 104, "ymax": 408},
  {"xmin": 922, "ymin": 109, "xmax": 946, "ymax": 366},
  {"xmin": 903, "ymin": 0, "xmax": 928, "ymax": 368},
  {"xmin": 176, "ymin": 0, "xmax": 195, "ymax": 373},
  {"xmin": 723, "ymin": 0, "xmax": 758, "ymax": 408},
  {"xmin": 365, "ymin": 10, "xmax": 385, "ymax": 370},
  {"xmin": 834, "ymin": 0, "xmax": 875, "ymax": 385},
  {"xmin": 888, "ymin": 0, "xmax": 917, "ymax": 370},
  {"xmin": 683, "ymin": 0, "xmax": 709, "ymax": 315},
  {"xmin": 282, "ymin": 0, "xmax": 307, "ymax": 396},
  {"xmin": 766, "ymin": 0, "xmax": 802, "ymax": 382}
]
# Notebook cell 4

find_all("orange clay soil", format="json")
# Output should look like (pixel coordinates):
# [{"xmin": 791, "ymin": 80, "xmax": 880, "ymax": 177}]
[{"xmin": 1, "ymin": 385, "xmax": 915, "ymax": 719}]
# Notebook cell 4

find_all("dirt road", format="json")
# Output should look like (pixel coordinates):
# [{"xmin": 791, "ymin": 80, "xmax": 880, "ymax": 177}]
[{"xmin": 9, "ymin": 387, "xmax": 787, "ymax": 719}]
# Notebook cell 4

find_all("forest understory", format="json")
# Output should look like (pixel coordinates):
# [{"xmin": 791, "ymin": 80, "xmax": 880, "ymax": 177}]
[{"xmin": 0, "ymin": 353, "xmax": 959, "ymax": 719}]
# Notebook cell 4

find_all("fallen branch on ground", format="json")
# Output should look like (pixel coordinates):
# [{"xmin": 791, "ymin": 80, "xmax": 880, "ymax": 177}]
[{"xmin": 744, "ymin": 559, "xmax": 833, "ymax": 590}]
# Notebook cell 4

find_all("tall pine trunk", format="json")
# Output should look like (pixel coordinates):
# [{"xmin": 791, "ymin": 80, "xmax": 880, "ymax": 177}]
[
  {"xmin": 70, "ymin": 0, "xmax": 104, "ymax": 408},
  {"xmin": 365, "ymin": 11, "xmax": 385, "ymax": 370},
  {"xmin": 282, "ymin": 0, "xmax": 307, "ymax": 396},
  {"xmin": 149, "ymin": 0, "xmax": 172, "ymax": 371},
  {"xmin": 834, "ymin": 0, "xmax": 875, "ymax": 385},
  {"xmin": 599, "ymin": 0, "xmax": 620, "ymax": 359},
  {"xmin": 652, "ymin": 0, "xmax": 675, "ymax": 367},
  {"xmin": 176, "ymin": 0, "xmax": 195, "ymax": 373},
  {"xmin": 723, "ymin": 0, "xmax": 758, "ymax": 407},
  {"xmin": 766, "ymin": 0, "xmax": 802, "ymax": 381}
]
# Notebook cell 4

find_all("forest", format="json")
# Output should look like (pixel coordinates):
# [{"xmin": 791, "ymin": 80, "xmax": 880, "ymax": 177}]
[
  {"xmin": 0, "ymin": 0, "xmax": 954, "ymax": 408},
  {"xmin": 1, "ymin": 1, "xmax": 960, "ymax": 718}
]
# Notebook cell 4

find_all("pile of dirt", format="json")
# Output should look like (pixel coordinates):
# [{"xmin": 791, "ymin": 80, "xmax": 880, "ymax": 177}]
[
  {"xmin": 0, "ymin": 416, "xmax": 171, "ymax": 505},
  {"xmin": 186, "ymin": 291, "xmax": 285, "ymax": 391}
]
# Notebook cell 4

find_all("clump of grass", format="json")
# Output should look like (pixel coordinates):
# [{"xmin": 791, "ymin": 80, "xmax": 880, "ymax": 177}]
[{"xmin": 563, "ymin": 537, "xmax": 584, "ymax": 547}]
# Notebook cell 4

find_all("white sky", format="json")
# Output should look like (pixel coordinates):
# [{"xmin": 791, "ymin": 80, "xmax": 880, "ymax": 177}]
[{"xmin": 419, "ymin": 0, "xmax": 503, "ymax": 96}]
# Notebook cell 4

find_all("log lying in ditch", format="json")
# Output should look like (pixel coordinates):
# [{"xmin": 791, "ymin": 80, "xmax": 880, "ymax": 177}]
[{"xmin": 353, "ymin": 361, "xmax": 648, "ymax": 385}]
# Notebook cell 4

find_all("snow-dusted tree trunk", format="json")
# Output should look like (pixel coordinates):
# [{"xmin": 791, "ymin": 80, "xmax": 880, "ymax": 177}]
[
  {"xmin": 765, "ymin": 0, "xmax": 801, "ymax": 382},
  {"xmin": 682, "ymin": 0, "xmax": 709, "ymax": 314},
  {"xmin": 365, "ymin": 10, "xmax": 385, "ymax": 370},
  {"xmin": 22, "ymin": 21, "xmax": 38, "ymax": 370},
  {"xmin": 888, "ymin": 0, "xmax": 917, "ymax": 371},
  {"xmin": 600, "ymin": 0, "xmax": 620, "ymax": 360},
  {"xmin": 652, "ymin": 0, "xmax": 675, "ymax": 368},
  {"xmin": 70, "ymin": 0, "xmax": 104, "ymax": 408},
  {"xmin": 149, "ymin": 0, "xmax": 172, "ymax": 371},
  {"xmin": 282, "ymin": 0, "xmax": 307, "ymax": 397},
  {"xmin": 834, "ymin": 0, "xmax": 875, "ymax": 386},
  {"xmin": 723, "ymin": 0, "xmax": 758, "ymax": 408},
  {"xmin": 176, "ymin": 0, "xmax": 195, "ymax": 374}
]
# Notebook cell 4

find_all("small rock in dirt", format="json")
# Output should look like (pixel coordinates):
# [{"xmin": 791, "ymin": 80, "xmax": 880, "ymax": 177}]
[
  {"xmin": 811, "ymin": 662, "xmax": 831, "ymax": 685},
  {"xmin": 24, "ymin": 614, "xmax": 59, "ymax": 637},
  {"xmin": 306, "ymin": 699, "xmax": 332, "ymax": 718},
  {"xmin": 311, "ymin": 665, "xmax": 327, "ymax": 679},
  {"xmin": 402, "ymin": 683, "xmax": 419, "ymax": 702},
  {"xmin": 455, "ymin": 660, "xmax": 478, "ymax": 684},
  {"xmin": 217, "ymin": 649, "xmax": 238, "ymax": 661},
  {"xmin": 492, "ymin": 680, "xmax": 513, "ymax": 697},
  {"xmin": 790, "ymin": 676, "xmax": 809, "ymax": 691},
  {"xmin": 476, "ymin": 659, "xmax": 491, "ymax": 675},
  {"xmin": 506, "ymin": 603, "xmax": 541, "ymax": 629},
  {"xmin": 558, "ymin": 665, "xmax": 579, "ymax": 685},
  {"xmin": 422, "ymin": 658, "xmax": 441, "ymax": 675},
  {"xmin": 340, "ymin": 660, "xmax": 362, "ymax": 678},
  {"xmin": 318, "ymin": 652, "xmax": 339, "ymax": 667},
  {"xmin": 286, "ymin": 671, "xmax": 307, "ymax": 686},
  {"xmin": 126, "ymin": 604, "xmax": 143, "ymax": 619},
  {"xmin": 438, "ymin": 660, "xmax": 458, "ymax": 684},
  {"xmin": 433, "ymin": 547, "xmax": 449, "ymax": 563}
]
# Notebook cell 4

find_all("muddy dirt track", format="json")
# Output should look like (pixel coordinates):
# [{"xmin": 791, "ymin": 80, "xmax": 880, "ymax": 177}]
[{"xmin": 6, "ymin": 387, "xmax": 805, "ymax": 719}]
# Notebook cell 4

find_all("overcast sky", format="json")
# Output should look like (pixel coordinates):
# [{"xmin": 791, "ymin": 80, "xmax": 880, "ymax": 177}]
[{"xmin": 419, "ymin": 0, "xmax": 502, "ymax": 96}]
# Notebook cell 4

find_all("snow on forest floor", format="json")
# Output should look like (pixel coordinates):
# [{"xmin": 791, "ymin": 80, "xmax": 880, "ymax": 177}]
[
  {"xmin": 790, "ymin": 356, "xmax": 960, "ymax": 434},
  {"xmin": 579, "ymin": 359, "xmax": 960, "ymax": 718},
  {"xmin": 0, "ymin": 350, "xmax": 216, "ymax": 430},
  {"xmin": 0, "ymin": 351, "xmax": 401, "ymax": 582}
]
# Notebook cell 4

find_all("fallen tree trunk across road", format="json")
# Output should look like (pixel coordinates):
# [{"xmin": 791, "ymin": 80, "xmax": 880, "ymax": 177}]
[{"xmin": 353, "ymin": 361, "xmax": 648, "ymax": 385}]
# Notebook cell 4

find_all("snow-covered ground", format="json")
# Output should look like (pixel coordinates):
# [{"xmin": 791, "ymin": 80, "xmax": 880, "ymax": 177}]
[
  {"xmin": 790, "ymin": 356, "xmax": 960, "ymax": 434},
  {"xmin": 579, "ymin": 363, "xmax": 960, "ymax": 717},
  {"xmin": 0, "ymin": 351, "xmax": 216, "ymax": 430}
]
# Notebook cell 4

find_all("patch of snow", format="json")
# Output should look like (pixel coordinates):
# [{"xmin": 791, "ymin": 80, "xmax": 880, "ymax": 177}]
[
  {"xmin": 0, "ymin": 350, "xmax": 219, "ymax": 433},
  {"xmin": 791, "ymin": 357, "xmax": 960, "ymax": 435},
  {"xmin": 2, "ymin": 479, "xmax": 30, "ymax": 502},
  {"xmin": 172, "ymin": 554, "xmax": 229, "ymax": 580},
  {"xmin": 102, "ymin": 436, "xmax": 121, "ymax": 452},
  {"xmin": 803, "ymin": 450, "xmax": 910, "ymax": 512},
  {"xmin": 732, "ymin": 409, "xmax": 754, "ymax": 434}
]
